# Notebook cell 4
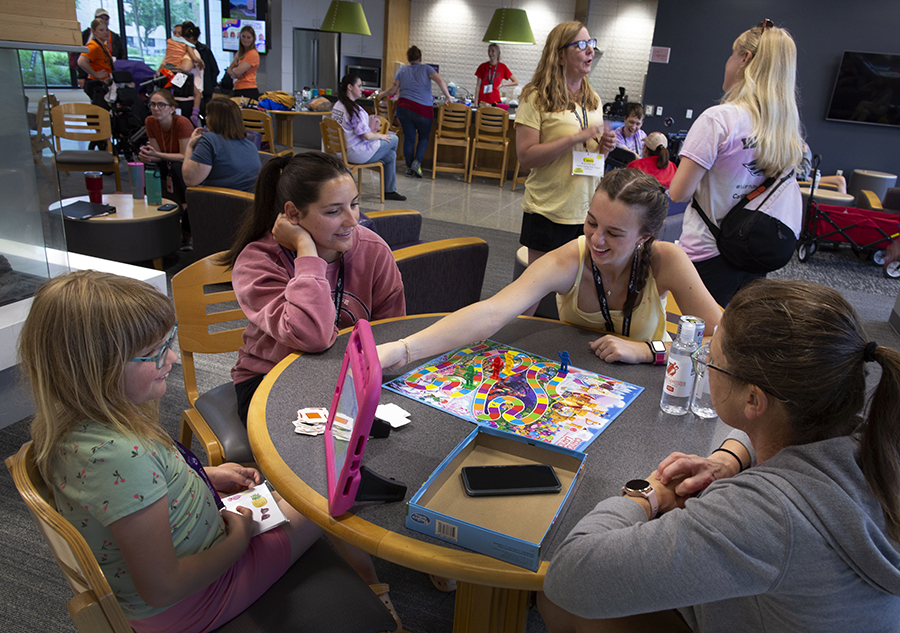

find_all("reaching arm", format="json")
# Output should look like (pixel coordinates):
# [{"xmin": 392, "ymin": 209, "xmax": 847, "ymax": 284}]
[
  {"xmin": 380, "ymin": 79, "xmax": 401, "ymax": 99},
  {"xmin": 667, "ymin": 156, "xmax": 707, "ymax": 203},
  {"xmin": 377, "ymin": 241, "xmax": 581, "ymax": 370},
  {"xmin": 430, "ymin": 71, "xmax": 454, "ymax": 102},
  {"xmin": 110, "ymin": 496, "xmax": 253, "ymax": 609}
]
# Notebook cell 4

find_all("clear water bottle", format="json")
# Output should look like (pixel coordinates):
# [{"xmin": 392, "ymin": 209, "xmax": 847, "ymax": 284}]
[
  {"xmin": 690, "ymin": 341, "xmax": 717, "ymax": 418},
  {"xmin": 660, "ymin": 316, "xmax": 705, "ymax": 416}
]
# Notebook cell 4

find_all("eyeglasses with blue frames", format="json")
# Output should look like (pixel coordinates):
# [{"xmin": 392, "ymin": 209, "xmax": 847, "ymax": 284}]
[
  {"xmin": 560, "ymin": 38, "xmax": 597, "ymax": 51},
  {"xmin": 131, "ymin": 324, "xmax": 178, "ymax": 369}
]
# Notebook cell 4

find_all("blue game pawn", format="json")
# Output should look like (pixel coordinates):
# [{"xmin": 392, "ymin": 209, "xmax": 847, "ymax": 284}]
[{"xmin": 558, "ymin": 350, "xmax": 570, "ymax": 373}]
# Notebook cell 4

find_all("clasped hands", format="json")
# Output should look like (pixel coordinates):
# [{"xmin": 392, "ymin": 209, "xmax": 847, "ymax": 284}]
[{"xmin": 645, "ymin": 451, "xmax": 740, "ymax": 515}]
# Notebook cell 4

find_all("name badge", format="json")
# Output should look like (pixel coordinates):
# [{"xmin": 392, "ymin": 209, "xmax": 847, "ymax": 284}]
[
  {"xmin": 572, "ymin": 151, "xmax": 604, "ymax": 177},
  {"xmin": 483, "ymin": 84, "xmax": 492, "ymax": 94}
]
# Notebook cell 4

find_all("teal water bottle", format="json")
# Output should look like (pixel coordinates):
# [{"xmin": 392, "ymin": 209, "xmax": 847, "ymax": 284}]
[{"xmin": 145, "ymin": 166, "xmax": 162, "ymax": 205}]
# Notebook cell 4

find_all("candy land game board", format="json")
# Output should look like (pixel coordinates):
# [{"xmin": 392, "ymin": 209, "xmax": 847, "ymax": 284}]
[{"xmin": 383, "ymin": 340, "xmax": 643, "ymax": 451}]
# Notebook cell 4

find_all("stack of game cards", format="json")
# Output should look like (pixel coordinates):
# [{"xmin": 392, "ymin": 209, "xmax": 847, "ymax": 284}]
[{"xmin": 292, "ymin": 407, "xmax": 354, "ymax": 441}]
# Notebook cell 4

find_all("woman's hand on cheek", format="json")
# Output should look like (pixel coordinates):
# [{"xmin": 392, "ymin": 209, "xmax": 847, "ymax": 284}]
[
  {"xmin": 272, "ymin": 212, "xmax": 317, "ymax": 257},
  {"xmin": 588, "ymin": 336, "xmax": 652, "ymax": 364}
]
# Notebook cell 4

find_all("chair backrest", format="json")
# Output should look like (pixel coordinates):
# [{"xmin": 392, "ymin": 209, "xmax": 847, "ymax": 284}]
[
  {"xmin": 365, "ymin": 209, "xmax": 423, "ymax": 249},
  {"xmin": 185, "ymin": 186, "xmax": 255, "ymax": 260},
  {"xmin": 259, "ymin": 150, "xmax": 276, "ymax": 166},
  {"xmin": 883, "ymin": 187, "xmax": 900, "ymax": 213},
  {"xmin": 435, "ymin": 102, "xmax": 472, "ymax": 139},
  {"xmin": 6, "ymin": 442, "xmax": 132, "ymax": 633},
  {"xmin": 171, "ymin": 253, "xmax": 248, "ymax": 406},
  {"xmin": 374, "ymin": 93, "xmax": 393, "ymax": 123},
  {"xmin": 241, "ymin": 109, "xmax": 276, "ymax": 151},
  {"xmin": 393, "ymin": 238, "xmax": 489, "ymax": 314},
  {"xmin": 36, "ymin": 94, "xmax": 58, "ymax": 131},
  {"xmin": 473, "ymin": 106, "xmax": 509, "ymax": 142},
  {"xmin": 51, "ymin": 103, "xmax": 113, "ymax": 154},
  {"xmin": 320, "ymin": 117, "xmax": 350, "ymax": 165}
]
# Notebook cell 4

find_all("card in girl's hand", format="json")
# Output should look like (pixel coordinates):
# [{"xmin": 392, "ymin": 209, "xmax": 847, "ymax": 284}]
[{"xmin": 220, "ymin": 482, "xmax": 288, "ymax": 535}]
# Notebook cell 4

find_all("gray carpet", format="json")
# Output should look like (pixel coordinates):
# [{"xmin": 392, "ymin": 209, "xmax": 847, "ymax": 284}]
[{"xmin": 3, "ymin": 212, "xmax": 900, "ymax": 633}]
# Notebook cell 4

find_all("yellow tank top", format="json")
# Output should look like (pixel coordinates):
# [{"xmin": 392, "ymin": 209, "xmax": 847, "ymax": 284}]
[{"xmin": 556, "ymin": 236, "xmax": 670, "ymax": 342}]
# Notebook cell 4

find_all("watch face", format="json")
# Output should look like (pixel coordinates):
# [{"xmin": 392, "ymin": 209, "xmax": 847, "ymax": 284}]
[
  {"xmin": 651, "ymin": 341, "xmax": 666, "ymax": 353},
  {"xmin": 624, "ymin": 479, "xmax": 650, "ymax": 492}
]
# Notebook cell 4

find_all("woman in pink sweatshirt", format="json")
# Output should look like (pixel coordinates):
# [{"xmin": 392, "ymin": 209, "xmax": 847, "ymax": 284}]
[{"xmin": 219, "ymin": 152, "xmax": 406, "ymax": 423}]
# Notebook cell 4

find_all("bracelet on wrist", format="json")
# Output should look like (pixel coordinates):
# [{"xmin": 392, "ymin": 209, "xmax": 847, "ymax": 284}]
[
  {"xmin": 399, "ymin": 338, "xmax": 412, "ymax": 365},
  {"xmin": 712, "ymin": 447, "xmax": 747, "ymax": 472}
]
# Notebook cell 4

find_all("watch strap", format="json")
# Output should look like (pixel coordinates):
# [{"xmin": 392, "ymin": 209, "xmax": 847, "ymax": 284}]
[
  {"xmin": 647, "ymin": 341, "xmax": 666, "ymax": 365},
  {"xmin": 622, "ymin": 480, "xmax": 659, "ymax": 519}
]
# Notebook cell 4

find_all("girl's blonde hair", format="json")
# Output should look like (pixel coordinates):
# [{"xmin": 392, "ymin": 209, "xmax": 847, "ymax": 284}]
[
  {"xmin": 723, "ymin": 24, "xmax": 803, "ymax": 177},
  {"xmin": 520, "ymin": 21, "xmax": 599, "ymax": 114},
  {"xmin": 20, "ymin": 271, "xmax": 176, "ymax": 480}
]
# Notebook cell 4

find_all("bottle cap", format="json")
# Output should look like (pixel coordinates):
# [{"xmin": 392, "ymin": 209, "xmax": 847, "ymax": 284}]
[{"xmin": 678, "ymin": 315, "xmax": 705, "ymax": 344}]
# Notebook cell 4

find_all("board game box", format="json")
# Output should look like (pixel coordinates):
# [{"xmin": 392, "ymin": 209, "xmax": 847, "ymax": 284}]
[{"xmin": 383, "ymin": 340, "xmax": 643, "ymax": 451}]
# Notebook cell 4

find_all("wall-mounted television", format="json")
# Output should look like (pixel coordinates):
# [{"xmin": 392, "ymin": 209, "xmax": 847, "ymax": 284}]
[
  {"xmin": 826, "ymin": 51, "xmax": 900, "ymax": 128},
  {"xmin": 222, "ymin": 0, "xmax": 269, "ymax": 54}
]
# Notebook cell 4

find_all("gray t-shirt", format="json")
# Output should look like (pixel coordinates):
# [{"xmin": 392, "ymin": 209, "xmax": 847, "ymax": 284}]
[{"xmin": 189, "ymin": 131, "xmax": 261, "ymax": 193}]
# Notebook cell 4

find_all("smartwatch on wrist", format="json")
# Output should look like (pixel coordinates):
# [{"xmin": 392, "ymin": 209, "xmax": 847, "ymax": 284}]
[
  {"xmin": 622, "ymin": 479, "xmax": 659, "ymax": 519},
  {"xmin": 647, "ymin": 340, "xmax": 666, "ymax": 365}
]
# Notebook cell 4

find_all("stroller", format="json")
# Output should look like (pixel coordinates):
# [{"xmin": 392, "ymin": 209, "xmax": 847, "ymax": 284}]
[
  {"xmin": 796, "ymin": 163, "xmax": 900, "ymax": 279},
  {"xmin": 109, "ymin": 70, "xmax": 150, "ymax": 160}
]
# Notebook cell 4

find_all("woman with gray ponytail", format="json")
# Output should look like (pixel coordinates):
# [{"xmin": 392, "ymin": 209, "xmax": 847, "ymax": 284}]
[{"xmin": 540, "ymin": 279, "xmax": 900, "ymax": 632}]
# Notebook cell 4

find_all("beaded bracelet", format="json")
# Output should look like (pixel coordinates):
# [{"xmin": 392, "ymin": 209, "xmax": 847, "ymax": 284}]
[
  {"xmin": 399, "ymin": 338, "xmax": 412, "ymax": 365},
  {"xmin": 713, "ymin": 447, "xmax": 747, "ymax": 472}
]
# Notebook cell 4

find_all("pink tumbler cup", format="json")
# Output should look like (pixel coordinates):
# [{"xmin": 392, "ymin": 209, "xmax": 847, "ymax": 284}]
[{"xmin": 84, "ymin": 171, "xmax": 103, "ymax": 204}]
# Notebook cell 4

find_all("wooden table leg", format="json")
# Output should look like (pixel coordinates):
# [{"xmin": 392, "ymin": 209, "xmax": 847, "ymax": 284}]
[
  {"xmin": 274, "ymin": 115, "xmax": 294, "ymax": 148},
  {"xmin": 453, "ymin": 581, "xmax": 530, "ymax": 633}
]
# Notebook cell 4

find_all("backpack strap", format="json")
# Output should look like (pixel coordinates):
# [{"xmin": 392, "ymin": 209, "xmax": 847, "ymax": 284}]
[{"xmin": 691, "ymin": 169, "xmax": 793, "ymax": 238}]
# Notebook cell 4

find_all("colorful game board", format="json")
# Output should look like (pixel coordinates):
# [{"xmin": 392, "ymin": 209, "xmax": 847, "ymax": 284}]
[{"xmin": 383, "ymin": 340, "xmax": 643, "ymax": 451}]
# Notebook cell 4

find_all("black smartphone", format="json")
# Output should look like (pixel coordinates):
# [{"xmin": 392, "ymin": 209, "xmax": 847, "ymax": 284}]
[
  {"xmin": 461, "ymin": 464, "xmax": 561, "ymax": 497},
  {"xmin": 157, "ymin": 204, "xmax": 178, "ymax": 211}
]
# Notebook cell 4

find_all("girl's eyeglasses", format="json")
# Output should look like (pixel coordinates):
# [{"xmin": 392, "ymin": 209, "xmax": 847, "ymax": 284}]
[
  {"xmin": 690, "ymin": 346, "xmax": 733, "ymax": 377},
  {"xmin": 148, "ymin": 102, "xmax": 172, "ymax": 109},
  {"xmin": 560, "ymin": 39, "xmax": 597, "ymax": 51},
  {"xmin": 131, "ymin": 324, "xmax": 178, "ymax": 369}
]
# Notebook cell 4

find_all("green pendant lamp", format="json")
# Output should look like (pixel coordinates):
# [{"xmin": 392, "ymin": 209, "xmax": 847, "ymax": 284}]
[
  {"xmin": 320, "ymin": 1, "xmax": 372, "ymax": 36},
  {"xmin": 482, "ymin": 7, "xmax": 535, "ymax": 45}
]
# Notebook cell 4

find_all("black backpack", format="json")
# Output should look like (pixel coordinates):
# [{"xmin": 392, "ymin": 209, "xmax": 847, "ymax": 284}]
[{"xmin": 692, "ymin": 169, "xmax": 798, "ymax": 274}]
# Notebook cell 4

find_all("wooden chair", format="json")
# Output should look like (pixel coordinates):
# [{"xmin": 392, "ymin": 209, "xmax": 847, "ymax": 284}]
[
  {"xmin": 374, "ymin": 92, "xmax": 402, "ymax": 156},
  {"xmin": 241, "ymin": 108, "xmax": 293, "ymax": 157},
  {"xmin": 171, "ymin": 254, "xmax": 251, "ymax": 466},
  {"xmin": 432, "ymin": 102, "xmax": 472, "ymax": 180},
  {"xmin": 393, "ymin": 238, "xmax": 488, "ymax": 314},
  {"xmin": 31, "ymin": 94, "xmax": 59, "ymax": 180},
  {"xmin": 320, "ymin": 117, "xmax": 385, "ymax": 203},
  {"xmin": 467, "ymin": 106, "xmax": 510, "ymax": 186},
  {"xmin": 185, "ymin": 186, "xmax": 254, "ymax": 260},
  {"xmin": 510, "ymin": 158, "xmax": 529, "ymax": 191},
  {"xmin": 6, "ymin": 442, "xmax": 399, "ymax": 633},
  {"xmin": 51, "ymin": 103, "xmax": 121, "ymax": 191}
]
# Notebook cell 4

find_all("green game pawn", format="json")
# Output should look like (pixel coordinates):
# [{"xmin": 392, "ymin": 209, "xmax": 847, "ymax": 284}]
[{"xmin": 464, "ymin": 365, "xmax": 476, "ymax": 388}]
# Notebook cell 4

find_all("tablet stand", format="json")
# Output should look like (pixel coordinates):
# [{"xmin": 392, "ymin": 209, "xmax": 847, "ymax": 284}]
[{"xmin": 355, "ymin": 465, "xmax": 407, "ymax": 503}]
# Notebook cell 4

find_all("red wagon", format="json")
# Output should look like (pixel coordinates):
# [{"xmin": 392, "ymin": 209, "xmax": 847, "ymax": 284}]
[{"xmin": 797, "ymin": 201, "xmax": 900, "ymax": 278}]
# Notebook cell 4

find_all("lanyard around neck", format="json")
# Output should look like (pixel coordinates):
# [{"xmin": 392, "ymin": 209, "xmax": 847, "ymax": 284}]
[
  {"xmin": 175, "ymin": 441, "xmax": 224, "ymax": 510},
  {"xmin": 281, "ymin": 247, "xmax": 345, "ymax": 327},
  {"xmin": 590, "ymin": 251, "xmax": 640, "ymax": 337},
  {"xmin": 571, "ymin": 99, "xmax": 589, "ymax": 130}
]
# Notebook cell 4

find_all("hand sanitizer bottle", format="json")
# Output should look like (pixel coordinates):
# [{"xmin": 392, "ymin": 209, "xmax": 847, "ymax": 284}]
[
  {"xmin": 660, "ymin": 316, "xmax": 705, "ymax": 416},
  {"xmin": 690, "ymin": 341, "xmax": 717, "ymax": 418}
]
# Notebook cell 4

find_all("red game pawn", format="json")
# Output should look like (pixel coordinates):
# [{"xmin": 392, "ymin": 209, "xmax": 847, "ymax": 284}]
[{"xmin": 491, "ymin": 356, "xmax": 502, "ymax": 379}]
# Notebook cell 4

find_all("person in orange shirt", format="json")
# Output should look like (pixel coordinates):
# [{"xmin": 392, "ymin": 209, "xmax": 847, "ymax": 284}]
[
  {"xmin": 227, "ymin": 26, "xmax": 261, "ymax": 100},
  {"xmin": 160, "ymin": 22, "xmax": 204, "ymax": 126},
  {"xmin": 78, "ymin": 18, "xmax": 114, "ymax": 105}
]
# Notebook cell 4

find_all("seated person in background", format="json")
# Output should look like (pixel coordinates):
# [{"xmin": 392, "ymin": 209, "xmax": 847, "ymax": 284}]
[
  {"xmin": 614, "ymin": 102, "xmax": 647, "ymax": 156},
  {"xmin": 798, "ymin": 142, "xmax": 847, "ymax": 193},
  {"xmin": 18, "ymin": 270, "xmax": 378, "ymax": 633},
  {"xmin": 182, "ymin": 98, "xmax": 261, "ymax": 193},
  {"xmin": 138, "ymin": 89, "xmax": 193, "ymax": 206},
  {"xmin": 332, "ymin": 73, "xmax": 406, "ymax": 201},
  {"xmin": 159, "ymin": 22, "xmax": 204, "ymax": 126},
  {"xmin": 627, "ymin": 131, "xmax": 678, "ymax": 188},
  {"xmin": 378, "ymin": 169, "xmax": 721, "ymax": 371},
  {"xmin": 217, "ymin": 152, "xmax": 405, "ymax": 425},
  {"xmin": 538, "ymin": 279, "xmax": 900, "ymax": 632}
]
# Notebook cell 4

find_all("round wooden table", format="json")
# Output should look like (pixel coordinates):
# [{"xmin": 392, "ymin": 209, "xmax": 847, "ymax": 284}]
[
  {"xmin": 249, "ymin": 315, "xmax": 730, "ymax": 633},
  {"xmin": 51, "ymin": 194, "xmax": 180, "ymax": 269}
]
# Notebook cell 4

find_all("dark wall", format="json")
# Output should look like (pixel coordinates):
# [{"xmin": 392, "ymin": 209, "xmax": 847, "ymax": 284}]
[{"xmin": 642, "ymin": 0, "xmax": 900, "ymax": 180}]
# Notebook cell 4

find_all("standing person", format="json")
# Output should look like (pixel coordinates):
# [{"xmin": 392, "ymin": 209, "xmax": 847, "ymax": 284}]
[
  {"xmin": 332, "ymin": 74, "xmax": 406, "ymax": 201},
  {"xmin": 78, "ymin": 18, "xmax": 114, "ymax": 106},
  {"xmin": 627, "ymin": 132, "xmax": 678, "ymax": 188},
  {"xmin": 18, "ymin": 270, "xmax": 383, "ymax": 633},
  {"xmin": 515, "ymin": 21, "xmax": 616, "ymax": 267},
  {"xmin": 81, "ymin": 8, "xmax": 127, "ymax": 61},
  {"xmin": 539, "ymin": 279, "xmax": 900, "ymax": 632},
  {"xmin": 227, "ymin": 26, "xmax": 260, "ymax": 100},
  {"xmin": 668, "ymin": 20, "xmax": 803, "ymax": 306},
  {"xmin": 218, "ymin": 152, "xmax": 405, "ymax": 425},
  {"xmin": 614, "ymin": 103, "xmax": 647, "ymax": 157},
  {"xmin": 138, "ymin": 89, "xmax": 193, "ymax": 206},
  {"xmin": 474, "ymin": 44, "xmax": 518, "ymax": 106},
  {"xmin": 182, "ymin": 98, "xmax": 261, "ymax": 193},
  {"xmin": 380, "ymin": 46, "xmax": 454, "ymax": 178},
  {"xmin": 159, "ymin": 21, "xmax": 205, "ymax": 126}
]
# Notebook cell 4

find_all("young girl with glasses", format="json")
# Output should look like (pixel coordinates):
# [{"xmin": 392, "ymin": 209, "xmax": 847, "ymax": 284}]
[{"xmin": 19, "ymin": 271, "xmax": 330, "ymax": 633}]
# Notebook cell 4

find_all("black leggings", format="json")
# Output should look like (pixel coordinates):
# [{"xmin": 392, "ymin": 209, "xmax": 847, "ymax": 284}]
[
  {"xmin": 692, "ymin": 255, "xmax": 764, "ymax": 308},
  {"xmin": 235, "ymin": 374, "xmax": 266, "ymax": 425}
]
